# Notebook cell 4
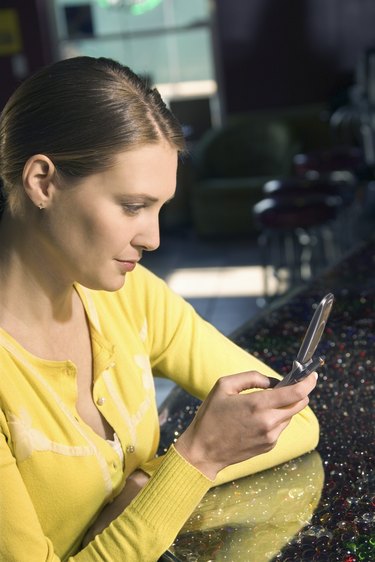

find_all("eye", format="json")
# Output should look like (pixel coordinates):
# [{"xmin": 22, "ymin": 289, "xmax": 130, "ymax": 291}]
[{"xmin": 122, "ymin": 204, "xmax": 145, "ymax": 216}]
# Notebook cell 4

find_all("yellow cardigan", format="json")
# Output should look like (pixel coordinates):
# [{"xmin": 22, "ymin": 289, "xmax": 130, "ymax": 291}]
[{"xmin": 0, "ymin": 265, "xmax": 319, "ymax": 561}]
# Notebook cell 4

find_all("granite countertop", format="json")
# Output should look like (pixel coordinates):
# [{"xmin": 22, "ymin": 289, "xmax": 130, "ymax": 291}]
[{"xmin": 159, "ymin": 237, "xmax": 375, "ymax": 562}]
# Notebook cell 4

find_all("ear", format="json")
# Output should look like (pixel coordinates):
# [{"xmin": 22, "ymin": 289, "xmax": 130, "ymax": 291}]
[{"xmin": 22, "ymin": 154, "xmax": 57, "ymax": 209}]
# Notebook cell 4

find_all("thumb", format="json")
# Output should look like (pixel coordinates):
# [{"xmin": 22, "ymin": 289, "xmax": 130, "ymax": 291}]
[{"xmin": 219, "ymin": 371, "xmax": 271, "ymax": 395}]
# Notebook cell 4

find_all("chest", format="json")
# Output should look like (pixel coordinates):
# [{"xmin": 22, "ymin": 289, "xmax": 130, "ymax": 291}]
[
  {"xmin": 3, "ymin": 311, "xmax": 113, "ymax": 440},
  {"xmin": 2, "ymin": 292, "xmax": 159, "ymax": 450},
  {"xmin": 57, "ymin": 323, "xmax": 115, "ymax": 440}
]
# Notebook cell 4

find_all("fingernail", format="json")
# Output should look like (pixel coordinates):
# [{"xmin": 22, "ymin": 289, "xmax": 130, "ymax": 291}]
[{"xmin": 314, "ymin": 372, "xmax": 318, "ymax": 380}]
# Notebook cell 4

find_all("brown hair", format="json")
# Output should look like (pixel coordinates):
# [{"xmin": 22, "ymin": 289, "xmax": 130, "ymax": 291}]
[{"xmin": 0, "ymin": 56, "xmax": 185, "ymax": 215}]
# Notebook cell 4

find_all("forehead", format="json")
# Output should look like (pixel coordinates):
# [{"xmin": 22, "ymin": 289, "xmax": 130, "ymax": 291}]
[
  {"xmin": 112, "ymin": 143, "xmax": 178, "ymax": 175},
  {"xmin": 107, "ymin": 142, "xmax": 178, "ymax": 195}
]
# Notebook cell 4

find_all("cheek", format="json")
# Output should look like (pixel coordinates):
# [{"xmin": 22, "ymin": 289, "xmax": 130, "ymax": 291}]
[
  {"xmin": 50, "ymin": 196, "xmax": 133, "ymax": 251},
  {"xmin": 51, "ymin": 210, "xmax": 105, "ymax": 253},
  {"xmin": 72, "ymin": 205, "xmax": 112, "ymax": 239},
  {"xmin": 83, "ymin": 212, "xmax": 133, "ymax": 250}
]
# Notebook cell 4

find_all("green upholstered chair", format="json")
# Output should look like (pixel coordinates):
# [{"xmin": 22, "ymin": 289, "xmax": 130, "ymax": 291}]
[{"xmin": 190, "ymin": 105, "xmax": 332, "ymax": 237}]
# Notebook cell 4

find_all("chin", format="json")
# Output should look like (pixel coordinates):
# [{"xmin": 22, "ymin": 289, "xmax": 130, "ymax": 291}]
[
  {"xmin": 102, "ymin": 275, "xmax": 128, "ymax": 292},
  {"xmin": 79, "ymin": 273, "xmax": 128, "ymax": 292}
]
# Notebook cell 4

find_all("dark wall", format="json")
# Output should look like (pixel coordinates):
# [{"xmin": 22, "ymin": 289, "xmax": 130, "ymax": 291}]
[
  {"xmin": 215, "ymin": 0, "xmax": 375, "ymax": 114},
  {"xmin": 2, "ymin": 0, "xmax": 375, "ymax": 116},
  {"xmin": 0, "ymin": 0, "xmax": 58, "ymax": 109}
]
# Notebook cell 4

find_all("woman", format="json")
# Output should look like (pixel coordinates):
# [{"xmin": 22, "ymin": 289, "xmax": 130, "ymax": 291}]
[{"xmin": 0, "ymin": 56, "xmax": 319, "ymax": 561}]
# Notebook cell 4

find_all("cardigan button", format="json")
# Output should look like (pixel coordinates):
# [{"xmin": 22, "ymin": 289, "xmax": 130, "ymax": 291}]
[
  {"xmin": 97, "ymin": 397, "xmax": 106, "ymax": 406},
  {"xmin": 126, "ymin": 445, "xmax": 135, "ymax": 454}
]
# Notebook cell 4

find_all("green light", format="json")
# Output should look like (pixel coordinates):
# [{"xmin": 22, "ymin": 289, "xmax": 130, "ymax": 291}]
[
  {"xmin": 130, "ymin": 0, "xmax": 163, "ymax": 15},
  {"xmin": 96, "ymin": 0, "xmax": 163, "ymax": 14}
]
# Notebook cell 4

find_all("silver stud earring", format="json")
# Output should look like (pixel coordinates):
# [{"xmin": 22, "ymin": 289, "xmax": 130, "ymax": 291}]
[{"xmin": 38, "ymin": 203, "xmax": 44, "ymax": 210}]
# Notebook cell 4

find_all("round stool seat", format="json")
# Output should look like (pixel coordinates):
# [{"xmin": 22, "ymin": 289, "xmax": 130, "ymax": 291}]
[
  {"xmin": 253, "ymin": 194, "xmax": 341, "ymax": 230},
  {"xmin": 262, "ymin": 177, "xmax": 357, "ymax": 253},
  {"xmin": 253, "ymin": 194, "xmax": 342, "ymax": 298},
  {"xmin": 263, "ymin": 177, "xmax": 344, "ymax": 199},
  {"xmin": 293, "ymin": 146, "xmax": 364, "ymax": 177}
]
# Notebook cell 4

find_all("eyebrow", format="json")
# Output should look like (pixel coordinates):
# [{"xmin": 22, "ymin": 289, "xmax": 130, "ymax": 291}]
[{"xmin": 121, "ymin": 193, "xmax": 175, "ymax": 204}]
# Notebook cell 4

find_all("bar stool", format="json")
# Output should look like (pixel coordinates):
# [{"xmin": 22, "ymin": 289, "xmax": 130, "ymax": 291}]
[
  {"xmin": 263, "ymin": 176, "xmax": 357, "ymax": 255},
  {"xmin": 292, "ymin": 146, "xmax": 364, "ymax": 178},
  {"xmin": 252, "ymin": 192, "xmax": 342, "ymax": 298}
]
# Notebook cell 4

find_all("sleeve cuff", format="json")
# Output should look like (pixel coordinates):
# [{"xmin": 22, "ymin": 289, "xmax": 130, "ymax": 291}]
[{"xmin": 130, "ymin": 445, "xmax": 212, "ymax": 535}]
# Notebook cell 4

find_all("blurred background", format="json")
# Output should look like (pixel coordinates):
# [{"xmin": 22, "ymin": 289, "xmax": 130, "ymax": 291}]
[{"xmin": 1, "ymin": 0, "xmax": 375, "ymax": 401}]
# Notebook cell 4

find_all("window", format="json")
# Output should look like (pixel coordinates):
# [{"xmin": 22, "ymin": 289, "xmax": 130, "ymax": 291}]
[{"xmin": 54, "ymin": 0, "xmax": 217, "ymax": 107}]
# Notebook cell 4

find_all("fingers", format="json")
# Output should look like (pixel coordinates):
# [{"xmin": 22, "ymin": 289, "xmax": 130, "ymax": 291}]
[
  {"xmin": 262, "ymin": 394, "xmax": 310, "ymax": 432},
  {"xmin": 216, "ymin": 371, "xmax": 271, "ymax": 395},
  {"xmin": 265, "ymin": 371, "xmax": 318, "ymax": 408},
  {"xmin": 278, "ymin": 395, "xmax": 310, "ymax": 420},
  {"xmin": 253, "ymin": 396, "xmax": 310, "ymax": 453},
  {"xmin": 214, "ymin": 370, "xmax": 316, "ymax": 414},
  {"xmin": 176, "ymin": 369, "xmax": 315, "ymax": 477}
]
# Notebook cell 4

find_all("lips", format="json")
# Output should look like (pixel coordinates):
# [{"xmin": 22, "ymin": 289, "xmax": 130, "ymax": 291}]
[{"xmin": 114, "ymin": 259, "xmax": 138, "ymax": 272}]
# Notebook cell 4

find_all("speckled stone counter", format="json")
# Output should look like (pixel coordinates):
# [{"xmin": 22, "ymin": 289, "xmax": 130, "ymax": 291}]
[{"xmin": 158, "ymin": 238, "xmax": 375, "ymax": 562}]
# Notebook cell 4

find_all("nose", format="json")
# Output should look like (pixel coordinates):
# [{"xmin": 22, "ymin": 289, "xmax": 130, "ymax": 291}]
[{"xmin": 134, "ymin": 214, "xmax": 160, "ymax": 252}]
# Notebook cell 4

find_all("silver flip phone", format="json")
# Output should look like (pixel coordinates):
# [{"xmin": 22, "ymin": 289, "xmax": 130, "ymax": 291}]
[{"xmin": 276, "ymin": 293, "xmax": 334, "ymax": 387}]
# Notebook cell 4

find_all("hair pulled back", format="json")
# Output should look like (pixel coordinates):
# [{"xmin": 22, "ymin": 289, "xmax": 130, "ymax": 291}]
[{"xmin": 0, "ymin": 56, "xmax": 185, "ymax": 215}]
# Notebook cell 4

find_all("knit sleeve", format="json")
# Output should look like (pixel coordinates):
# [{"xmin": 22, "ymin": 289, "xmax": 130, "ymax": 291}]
[
  {"xmin": 72, "ymin": 446, "xmax": 211, "ymax": 562},
  {"xmin": 0, "ymin": 414, "xmax": 61, "ymax": 562},
  {"xmin": 137, "ymin": 266, "xmax": 320, "ymax": 484},
  {"xmin": 0, "ymin": 414, "xmax": 211, "ymax": 562}
]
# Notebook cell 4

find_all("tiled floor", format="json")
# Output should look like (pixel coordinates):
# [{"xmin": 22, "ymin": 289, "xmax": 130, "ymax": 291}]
[{"xmin": 141, "ymin": 227, "xmax": 267, "ymax": 405}]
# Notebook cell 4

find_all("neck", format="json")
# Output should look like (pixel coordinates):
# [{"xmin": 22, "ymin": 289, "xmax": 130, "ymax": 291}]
[{"xmin": 0, "ymin": 211, "xmax": 75, "ymax": 326}]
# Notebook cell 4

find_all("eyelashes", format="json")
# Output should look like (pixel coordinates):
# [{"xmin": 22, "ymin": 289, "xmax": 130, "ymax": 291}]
[{"xmin": 122, "ymin": 204, "xmax": 145, "ymax": 216}]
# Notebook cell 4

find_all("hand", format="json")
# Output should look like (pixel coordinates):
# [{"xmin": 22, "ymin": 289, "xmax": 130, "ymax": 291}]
[
  {"xmin": 175, "ymin": 370, "xmax": 317, "ymax": 480},
  {"xmin": 81, "ymin": 469, "xmax": 149, "ymax": 547}
]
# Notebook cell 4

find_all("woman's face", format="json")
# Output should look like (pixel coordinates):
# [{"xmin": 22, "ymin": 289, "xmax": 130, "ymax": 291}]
[{"xmin": 40, "ymin": 142, "xmax": 178, "ymax": 291}]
